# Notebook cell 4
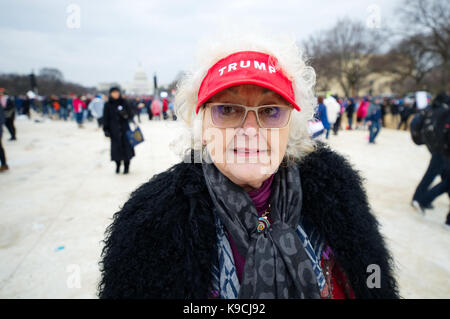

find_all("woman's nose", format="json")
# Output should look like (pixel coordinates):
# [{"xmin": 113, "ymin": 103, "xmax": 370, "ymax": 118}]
[{"xmin": 240, "ymin": 110, "xmax": 258, "ymax": 136}]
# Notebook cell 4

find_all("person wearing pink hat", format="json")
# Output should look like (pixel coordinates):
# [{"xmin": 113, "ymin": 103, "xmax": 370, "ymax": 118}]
[{"xmin": 98, "ymin": 35, "xmax": 398, "ymax": 299}]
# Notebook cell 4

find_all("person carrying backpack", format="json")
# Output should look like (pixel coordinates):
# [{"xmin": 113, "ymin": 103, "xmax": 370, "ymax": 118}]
[{"xmin": 411, "ymin": 92, "xmax": 450, "ymax": 226}]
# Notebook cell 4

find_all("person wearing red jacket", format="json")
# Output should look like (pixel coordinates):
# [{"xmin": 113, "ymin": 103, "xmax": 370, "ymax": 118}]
[
  {"xmin": 162, "ymin": 97, "xmax": 168, "ymax": 120},
  {"xmin": 73, "ymin": 95, "xmax": 86, "ymax": 128}
]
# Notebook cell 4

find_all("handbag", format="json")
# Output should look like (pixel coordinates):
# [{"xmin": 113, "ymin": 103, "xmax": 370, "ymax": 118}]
[
  {"xmin": 126, "ymin": 121, "xmax": 144, "ymax": 147},
  {"xmin": 308, "ymin": 119, "xmax": 325, "ymax": 138}
]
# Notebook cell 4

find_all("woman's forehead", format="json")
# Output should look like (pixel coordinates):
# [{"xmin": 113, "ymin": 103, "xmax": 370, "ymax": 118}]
[{"xmin": 208, "ymin": 84, "xmax": 289, "ymax": 105}]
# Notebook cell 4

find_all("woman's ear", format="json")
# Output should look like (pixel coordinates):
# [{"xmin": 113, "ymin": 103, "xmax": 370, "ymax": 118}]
[{"xmin": 201, "ymin": 108, "xmax": 207, "ymax": 145}]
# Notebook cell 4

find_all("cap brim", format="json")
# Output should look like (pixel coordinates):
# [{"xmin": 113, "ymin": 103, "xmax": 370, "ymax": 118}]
[{"xmin": 195, "ymin": 79, "xmax": 300, "ymax": 114}]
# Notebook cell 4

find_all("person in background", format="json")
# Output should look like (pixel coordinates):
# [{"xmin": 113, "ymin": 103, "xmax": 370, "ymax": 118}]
[
  {"xmin": 317, "ymin": 96, "xmax": 330, "ymax": 139},
  {"xmin": 145, "ymin": 95, "xmax": 153, "ymax": 121},
  {"xmin": 81, "ymin": 95, "xmax": 90, "ymax": 122},
  {"xmin": 0, "ymin": 101, "xmax": 8, "ymax": 172},
  {"xmin": 59, "ymin": 95, "xmax": 69, "ymax": 121},
  {"xmin": 412, "ymin": 92, "xmax": 450, "ymax": 226},
  {"xmin": 88, "ymin": 94, "xmax": 105, "ymax": 129},
  {"xmin": 103, "ymin": 87, "xmax": 135, "ymax": 174},
  {"xmin": 355, "ymin": 97, "xmax": 369, "ymax": 130},
  {"xmin": 346, "ymin": 98, "xmax": 355, "ymax": 130},
  {"xmin": 390, "ymin": 100, "xmax": 401, "ymax": 128},
  {"xmin": 324, "ymin": 94, "xmax": 340, "ymax": 137},
  {"xmin": 169, "ymin": 98, "xmax": 177, "ymax": 121},
  {"xmin": 22, "ymin": 95, "xmax": 31, "ymax": 119},
  {"xmin": 380, "ymin": 98, "xmax": 388, "ymax": 127},
  {"xmin": 366, "ymin": 98, "xmax": 382, "ymax": 144},
  {"xmin": 51, "ymin": 95, "xmax": 60, "ymax": 120},
  {"xmin": 129, "ymin": 96, "xmax": 142, "ymax": 123},
  {"xmin": 67, "ymin": 94, "xmax": 74, "ymax": 120},
  {"xmin": 14, "ymin": 95, "xmax": 23, "ymax": 115},
  {"xmin": 137, "ymin": 98, "xmax": 145, "ymax": 123},
  {"xmin": 0, "ymin": 88, "xmax": 17, "ymax": 141},
  {"xmin": 73, "ymin": 95, "xmax": 85, "ymax": 128},
  {"xmin": 151, "ymin": 98, "xmax": 162, "ymax": 120},
  {"xmin": 162, "ymin": 96, "xmax": 169, "ymax": 120},
  {"xmin": 397, "ymin": 102, "xmax": 413, "ymax": 130},
  {"xmin": 42, "ymin": 95, "xmax": 50, "ymax": 117},
  {"xmin": 333, "ymin": 95, "xmax": 344, "ymax": 135}
]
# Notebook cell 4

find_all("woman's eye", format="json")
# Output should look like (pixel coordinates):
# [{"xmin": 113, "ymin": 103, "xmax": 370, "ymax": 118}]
[
  {"xmin": 218, "ymin": 105, "xmax": 235, "ymax": 114},
  {"xmin": 262, "ymin": 107, "xmax": 279, "ymax": 116}
]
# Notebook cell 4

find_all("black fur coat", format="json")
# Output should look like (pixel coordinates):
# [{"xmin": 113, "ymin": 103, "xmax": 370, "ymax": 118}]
[{"xmin": 98, "ymin": 144, "xmax": 399, "ymax": 299}]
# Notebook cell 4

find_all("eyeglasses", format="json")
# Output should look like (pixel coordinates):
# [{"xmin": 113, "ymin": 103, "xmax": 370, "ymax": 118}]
[{"xmin": 205, "ymin": 103, "xmax": 293, "ymax": 128}]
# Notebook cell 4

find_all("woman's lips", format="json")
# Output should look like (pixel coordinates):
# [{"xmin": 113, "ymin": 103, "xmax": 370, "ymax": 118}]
[{"xmin": 232, "ymin": 148, "xmax": 267, "ymax": 157}]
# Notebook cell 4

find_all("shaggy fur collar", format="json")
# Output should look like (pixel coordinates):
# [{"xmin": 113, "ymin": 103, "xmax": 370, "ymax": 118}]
[{"xmin": 98, "ymin": 144, "xmax": 399, "ymax": 299}]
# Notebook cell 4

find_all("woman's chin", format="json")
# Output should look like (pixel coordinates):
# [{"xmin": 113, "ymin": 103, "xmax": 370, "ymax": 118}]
[{"xmin": 225, "ymin": 163, "xmax": 272, "ymax": 186}]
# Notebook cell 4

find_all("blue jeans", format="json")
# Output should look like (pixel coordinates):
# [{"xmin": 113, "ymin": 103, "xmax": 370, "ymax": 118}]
[
  {"xmin": 59, "ymin": 108, "xmax": 68, "ymax": 121},
  {"xmin": 421, "ymin": 157, "xmax": 450, "ymax": 206},
  {"xmin": 75, "ymin": 112, "xmax": 83, "ymax": 124},
  {"xmin": 413, "ymin": 153, "xmax": 446, "ymax": 204},
  {"xmin": 369, "ymin": 121, "xmax": 380, "ymax": 143},
  {"xmin": 421, "ymin": 178, "xmax": 450, "ymax": 206}
]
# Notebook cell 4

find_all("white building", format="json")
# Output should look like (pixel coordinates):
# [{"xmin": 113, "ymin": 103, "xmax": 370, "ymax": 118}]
[{"xmin": 122, "ymin": 65, "xmax": 153, "ymax": 96}]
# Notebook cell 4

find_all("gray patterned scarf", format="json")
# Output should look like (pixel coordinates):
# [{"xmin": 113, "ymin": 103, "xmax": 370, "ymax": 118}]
[{"xmin": 202, "ymin": 154, "xmax": 320, "ymax": 299}]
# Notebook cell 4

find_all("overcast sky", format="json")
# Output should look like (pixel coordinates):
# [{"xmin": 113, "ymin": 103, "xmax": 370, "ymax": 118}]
[{"xmin": 0, "ymin": 0, "xmax": 402, "ymax": 87}]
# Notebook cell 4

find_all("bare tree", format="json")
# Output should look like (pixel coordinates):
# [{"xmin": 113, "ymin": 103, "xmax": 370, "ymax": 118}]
[
  {"xmin": 303, "ymin": 32, "xmax": 334, "ymax": 93},
  {"xmin": 398, "ymin": 0, "xmax": 450, "ymax": 89},
  {"xmin": 39, "ymin": 67, "xmax": 64, "ymax": 82},
  {"xmin": 304, "ymin": 18, "xmax": 383, "ymax": 97},
  {"xmin": 369, "ymin": 34, "xmax": 439, "ymax": 93},
  {"xmin": 167, "ymin": 71, "xmax": 185, "ymax": 93},
  {"xmin": 0, "ymin": 71, "xmax": 94, "ymax": 96}
]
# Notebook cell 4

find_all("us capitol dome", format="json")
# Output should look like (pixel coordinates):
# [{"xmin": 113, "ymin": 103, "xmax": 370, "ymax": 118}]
[{"xmin": 122, "ymin": 64, "xmax": 153, "ymax": 96}]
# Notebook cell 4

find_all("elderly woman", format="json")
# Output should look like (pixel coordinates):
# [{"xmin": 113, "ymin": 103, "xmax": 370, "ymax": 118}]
[{"xmin": 98, "ymin": 36, "xmax": 398, "ymax": 299}]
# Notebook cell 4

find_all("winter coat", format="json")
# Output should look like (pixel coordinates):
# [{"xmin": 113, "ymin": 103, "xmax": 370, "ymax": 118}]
[
  {"xmin": 73, "ymin": 98, "xmax": 85, "ymax": 113},
  {"xmin": 59, "ymin": 97, "xmax": 68, "ymax": 109},
  {"xmin": 317, "ymin": 103, "xmax": 330, "ymax": 129},
  {"xmin": 98, "ymin": 143, "xmax": 399, "ymax": 299},
  {"xmin": 151, "ymin": 99, "xmax": 162, "ymax": 116},
  {"xmin": 2, "ymin": 96, "xmax": 16, "ymax": 119},
  {"xmin": 88, "ymin": 98, "xmax": 105, "ymax": 119},
  {"xmin": 0, "ymin": 103, "xmax": 4, "ymax": 138},
  {"xmin": 163, "ymin": 98, "xmax": 169, "ymax": 113},
  {"xmin": 324, "ymin": 96, "xmax": 340, "ymax": 124},
  {"xmin": 102, "ymin": 99, "xmax": 135, "ymax": 162},
  {"xmin": 366, "ymin": 103, "xmax": 382, "ymax": 123},
  {"xmin": 346, "ymin": 102, "xmax": 355, "ymax": 116},
  {"xmin": 357, "ymin": 100, "xmax": 370, "ymax": 119}
]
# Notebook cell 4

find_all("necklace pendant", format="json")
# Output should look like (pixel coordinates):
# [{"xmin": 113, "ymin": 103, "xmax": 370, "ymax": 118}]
[
  {"xmin": 257, "ymin": 204, "xmax": 271, "ymax": 233},
  {"xmin": 257, "ymin": 216, "xmax": 270, "ymax": 232}
]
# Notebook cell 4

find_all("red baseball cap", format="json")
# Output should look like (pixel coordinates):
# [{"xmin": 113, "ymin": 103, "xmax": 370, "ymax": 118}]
[{"xmin": 195, "ymin": 51, "xmax": 300, "ymax": 114}]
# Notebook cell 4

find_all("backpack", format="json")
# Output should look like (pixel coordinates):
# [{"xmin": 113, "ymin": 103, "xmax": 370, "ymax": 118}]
[
  {"xmin": 410, "ymin": 112, "xmax": 425, "ymax": 145},
  {"xmin": 422, "ymin": 103, "xmax": 450, "ymax": 157}
]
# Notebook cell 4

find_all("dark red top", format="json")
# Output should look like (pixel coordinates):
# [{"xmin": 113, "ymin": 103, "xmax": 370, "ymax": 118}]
[{"xmin": 226, "ymin": 174, "xmax": 355, "ymax": 299}]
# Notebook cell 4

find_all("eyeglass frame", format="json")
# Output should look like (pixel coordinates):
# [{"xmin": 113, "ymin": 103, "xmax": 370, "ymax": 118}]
[{"xmin": 203, "ymin": 102, "xmax": 294, "ymax": 129}]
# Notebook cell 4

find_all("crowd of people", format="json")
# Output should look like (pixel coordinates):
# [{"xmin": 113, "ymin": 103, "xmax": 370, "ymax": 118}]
[
  {"xmin": 4, "ymin": 91, "xmax": 177, "ymax": 126},
  {"xmin": 313, "ymin": 91, "xmax": 449, "ymax": 226},
  {"xmin": 313, "ymin": 93, "xmax": 421, "ymax": 144},
  {"xmin": 0, "ymin": 87, "xmax": 176, "ymax": 174}
]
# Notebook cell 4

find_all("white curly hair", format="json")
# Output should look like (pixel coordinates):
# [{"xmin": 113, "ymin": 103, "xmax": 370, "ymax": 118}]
[{"xmin": 173, "ymin": 32, "xmax": 318, "ymax": 161}]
